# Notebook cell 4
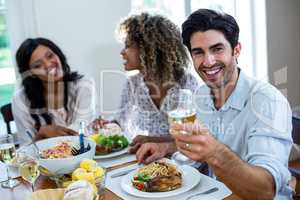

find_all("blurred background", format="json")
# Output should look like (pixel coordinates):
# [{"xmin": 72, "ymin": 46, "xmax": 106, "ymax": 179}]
[{"xmin": 0, "ymin": 0, "xmax": 299, "ymax": 132}]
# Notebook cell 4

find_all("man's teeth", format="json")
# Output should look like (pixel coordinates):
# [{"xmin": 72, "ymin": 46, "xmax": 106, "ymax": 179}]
[{"xmin": 205, "ymin": 68, "xmax": 221, "ymax": 75}]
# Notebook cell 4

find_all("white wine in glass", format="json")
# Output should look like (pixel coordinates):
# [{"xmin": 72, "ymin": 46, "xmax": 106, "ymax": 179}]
[
  {"xmin": 0, "ymin": 143, "xmax": 16, "ymax": 163},
  {"xmin": 168, "ymin": 89, "xmax": 196, "ymax": 165},
  {"xmin": 19, "ymin": 158, "xmax": 40, "ymax": 191},
  {"xmin": 168, "ymin": 109, "xmax": 197, "ymax": 126},
  {"xmin": 0, "ymin": 135, "xmax": 20, "ymax": 188}
]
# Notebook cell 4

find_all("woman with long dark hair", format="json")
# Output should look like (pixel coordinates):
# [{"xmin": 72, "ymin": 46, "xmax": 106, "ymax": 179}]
[{"xmin": 12, "ymin": 38, "xmax": 95, "ymax": 140}]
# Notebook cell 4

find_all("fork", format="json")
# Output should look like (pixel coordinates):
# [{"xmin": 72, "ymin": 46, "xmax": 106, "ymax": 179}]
[
  {"xmin": 71, "ymin": 143, "xmax": 91, "ymax": 156},
  {"xmin": 185, "ymin": 187, "xmax": 219, "ymax": 200},
  {"xmin": 25, "ymin": 130, "xmax": 43, "ymax": 158}
]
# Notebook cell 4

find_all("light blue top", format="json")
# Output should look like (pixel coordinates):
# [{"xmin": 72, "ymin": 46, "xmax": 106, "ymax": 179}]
[{"xmin": 194, "ymin": 69, "xmax": 293, "ymax": 199}]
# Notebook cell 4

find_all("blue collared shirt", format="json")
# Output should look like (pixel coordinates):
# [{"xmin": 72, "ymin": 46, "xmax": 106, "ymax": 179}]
[{"xmin": 194, "ymin": 70, "xmax": 293, "ymax": 199}]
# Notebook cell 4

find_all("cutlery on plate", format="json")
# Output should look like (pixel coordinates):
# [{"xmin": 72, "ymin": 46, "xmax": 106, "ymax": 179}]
[
  {"xmin": 111, "ymin": 167, "xmax": 138, "ymax": 178},
  {"xmin": 185, "ymin": 187, "xmax": 219, "ymax": 200},
  {"xmin": 25, "ymin": 130, "xmax": 43, "ymax": 158}
]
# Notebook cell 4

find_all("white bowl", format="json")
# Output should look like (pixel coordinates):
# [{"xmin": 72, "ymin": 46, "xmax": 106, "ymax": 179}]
[{"xmin": 34, "ymin": 136, "xmax": 96, "ymax": 175}]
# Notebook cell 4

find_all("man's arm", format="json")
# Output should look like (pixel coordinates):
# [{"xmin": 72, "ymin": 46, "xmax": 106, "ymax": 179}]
[
  {"xmin": 207, "ymin": 143, "xmax": 275, "ymax": 200},
  {"xmin": 174, "ymin": 131, "xmax": 275, "ymax": 200}
]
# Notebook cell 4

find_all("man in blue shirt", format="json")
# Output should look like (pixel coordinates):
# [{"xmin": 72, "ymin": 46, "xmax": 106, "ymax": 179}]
[{"xmin": 136, "ymin": 9, "xmax": 293, "ymax": 199}]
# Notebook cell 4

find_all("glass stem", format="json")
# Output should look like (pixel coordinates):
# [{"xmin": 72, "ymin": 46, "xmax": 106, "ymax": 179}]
[
  {"xmin": 6, "ymin": 165, "xmax": 12, "ymax": 184},
  {"xmin": 31, "ymin": 182, "xmax": 35, "ymax": 192}
]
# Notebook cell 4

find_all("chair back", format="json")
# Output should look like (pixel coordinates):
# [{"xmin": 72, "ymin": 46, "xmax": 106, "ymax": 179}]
[
  {"xmin": 293, "ymin": 116, "xmax": 300, "ymax": 145},
  {"xmin": 0, "ymin": 103, "xmax": 13, "ymax": 134}
]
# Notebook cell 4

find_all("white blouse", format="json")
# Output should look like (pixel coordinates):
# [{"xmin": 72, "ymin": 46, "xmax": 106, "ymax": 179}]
[
  {"xmin": 115, "ymin": 71, "xmax": 201, "ymax": 140},
  {"xmin": 12, "ymin": 77, "xmax": 96, "ymax": 142}
]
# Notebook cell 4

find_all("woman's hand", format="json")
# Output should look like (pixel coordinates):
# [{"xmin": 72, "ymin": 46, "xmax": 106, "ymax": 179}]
[
  {"xmin": 136, "ymin": 142, "xmax": 176, "ymax": 164},
  {"xmin": 129, "ymin": 135, "xmax": 173, "ymax": 153},
  {"xmin": 37, "ymin": 125, "xmax": 77, "ymax": 139},
  {"xmin": 90, "ymin": 118, "xmax": 110, "ymax": 131}
]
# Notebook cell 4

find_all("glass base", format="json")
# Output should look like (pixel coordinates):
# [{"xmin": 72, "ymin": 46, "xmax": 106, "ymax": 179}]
[
  {"xmin": 1, "ymin": 179, "xmax": 20, "ymax": 188},
  {"xmin": 171, "ymin": 151, "xmax": 196, "ymax": 166}
]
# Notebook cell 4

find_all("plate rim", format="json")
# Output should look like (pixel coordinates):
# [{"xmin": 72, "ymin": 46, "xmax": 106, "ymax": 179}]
[
  {"xmin": 93, "ymin": 146, "xmax": 129, "ymax": 159},
  {"xmin": 120, "ymin": 164, "xmax": 200, "ymax": 198}
]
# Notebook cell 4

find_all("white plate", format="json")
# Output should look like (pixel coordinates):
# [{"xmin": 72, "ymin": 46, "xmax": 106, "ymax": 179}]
[
  {"xmin": 120, "ymin": 165, "xmax": 200, "ymax": 198},
  {"xmin": 94, "ymin": 147, "xmax": 129, "ymax": 159}
]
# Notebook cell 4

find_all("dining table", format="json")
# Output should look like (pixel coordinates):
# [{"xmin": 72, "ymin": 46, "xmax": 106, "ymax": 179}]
[{"xmin": 1, "ymin": 160, "xmax": 242, "ymax": 200}]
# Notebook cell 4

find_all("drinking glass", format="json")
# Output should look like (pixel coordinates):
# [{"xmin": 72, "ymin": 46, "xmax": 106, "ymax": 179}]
[
  {"xmin": 17, "ymin": 144, "xmax": 40, "ymax": 191},
  {"xmin": 0, "ymin": 134, "xmax": 20, "ymax": 188},
  {"xmin": 95, "ymin": 167, "xmax": 106, "ymax": 200},
  {"xmin": 168, "ymin": 89, "xmax": 196, "ymax": 165}
]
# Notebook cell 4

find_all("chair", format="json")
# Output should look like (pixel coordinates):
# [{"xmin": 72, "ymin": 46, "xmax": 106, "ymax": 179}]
[
  {"xmin": 0, "ymin": 103, "xmax": 13, "ymax": 134},
  {"xmin": 289, "ymin": 116, "xmax": 300, "ymax": 199}
]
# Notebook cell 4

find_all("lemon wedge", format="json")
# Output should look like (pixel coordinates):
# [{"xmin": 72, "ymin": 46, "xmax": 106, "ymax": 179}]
[
  {"xmin": 72, "ymin": 168, "xmax": 95, "ymax": 182},
  {"xmin": 94, "ymin": 166, "xmax": 105, "ymax": 178},
  {"xmin": 88, "ymin": 134, "xmax": 99, "ymax": 142},
  {"xmin": 80, "ymin": 159, "xmax": 98, "ymax": 172}
]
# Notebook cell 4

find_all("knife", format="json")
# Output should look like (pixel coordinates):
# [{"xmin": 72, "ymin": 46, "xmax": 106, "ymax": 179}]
[{"xmin": 111, "ymin": 167, "xmax": 138, "ymax": 178}]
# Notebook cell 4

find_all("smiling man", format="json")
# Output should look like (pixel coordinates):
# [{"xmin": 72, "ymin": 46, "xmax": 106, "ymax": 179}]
[{"xmin": 136, "ymin": 9, "xmax": 293, "ymax": 199}]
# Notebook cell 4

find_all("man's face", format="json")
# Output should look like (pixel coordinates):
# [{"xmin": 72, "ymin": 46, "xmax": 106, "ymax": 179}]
[{"xmin": 190, "ymin": 30, "xmax": 241, "ymax": 89}]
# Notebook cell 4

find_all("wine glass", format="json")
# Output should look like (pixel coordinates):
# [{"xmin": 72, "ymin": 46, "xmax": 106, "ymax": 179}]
[
  {"xmin": 0, "ymin": 134, "xmax": 20, "ymax": 188},
  {"xmin": 18, "ymin": 146, "xmax": 40, "ymax": 192},
  {"xmin": 167, "ymin": 89, "xmax": 196, "ymax": 165}
]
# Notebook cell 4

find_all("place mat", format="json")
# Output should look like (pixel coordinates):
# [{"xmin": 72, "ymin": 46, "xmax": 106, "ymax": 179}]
[
  {"xmin": 0, "ymin": 162, "xmax": 20, "ymax": 182},
  {"xmin": 96, "ymin": 153, "xmax": 137, "ymax": 169},
  {"xmin": 106, "ymin": 164, "xmax": 232, "ymax": 200}
]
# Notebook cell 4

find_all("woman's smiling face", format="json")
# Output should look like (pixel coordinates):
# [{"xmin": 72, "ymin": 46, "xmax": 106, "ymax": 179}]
[{"xmin": 29, "ymin": 45, "xmax": 63, "ymax": 82}]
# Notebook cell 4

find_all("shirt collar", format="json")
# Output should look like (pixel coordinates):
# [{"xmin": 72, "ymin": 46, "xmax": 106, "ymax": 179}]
[
  {"xmin": 222, "ymin": 69, "xmax": 250, "ymax": 111},
  {"xmin": 200, "ymin": 69, "xmax": 251, "ymax": 111}
]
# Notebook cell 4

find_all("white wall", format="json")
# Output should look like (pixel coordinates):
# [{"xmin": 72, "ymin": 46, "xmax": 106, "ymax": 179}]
[
  {"xmin": 8, "ymin": 0, "xmax": 300, "ymax": 114},
  {"xmin": 266, "ymin": 0, "xmax": 300, "ymax": 111},
  {"xmin": 8, "ymin": 0, "xmax": 132, "ymax": 116}
]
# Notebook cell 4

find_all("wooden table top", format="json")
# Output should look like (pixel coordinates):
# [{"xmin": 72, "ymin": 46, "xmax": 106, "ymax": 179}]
[{"xmin": 1, "ymin": 160, "xmax": 242, "ymax": 200}]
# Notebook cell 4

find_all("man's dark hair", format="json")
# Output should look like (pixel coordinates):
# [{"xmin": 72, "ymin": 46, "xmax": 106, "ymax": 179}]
[{"xmin": 182, "ymin": 9, "xmax": 239, "ymax": 51}]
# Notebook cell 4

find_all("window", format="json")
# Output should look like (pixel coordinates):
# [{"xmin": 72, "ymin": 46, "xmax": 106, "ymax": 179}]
[
  {"xmin": 131, "ymin": 0, "xmax": 268, "ymax": 80},
  {"xmin": 131, "ymin": 0, "xmax": 186, "ymax": 26},
  {"xmin": 0, "ymin": 0, "xmax": 15, "ymax": 120}
]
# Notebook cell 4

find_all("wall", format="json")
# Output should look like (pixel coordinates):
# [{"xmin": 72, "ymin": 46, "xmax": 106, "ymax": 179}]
[
  {"xmin": 8, "ymin": 0, "xmax": 132, "ymax": 116},
  {"xmin": 7, "ymin": 0, "xmax": 300, "ymax": 113},
  {"xmin": 266, "ymin": 0, "xmax": 300, "ymax": 111}
]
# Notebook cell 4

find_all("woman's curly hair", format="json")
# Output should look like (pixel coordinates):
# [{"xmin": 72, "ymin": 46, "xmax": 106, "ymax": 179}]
[{"xmin": 118, "ymin": 12, "xmax": 189, "ymax": 84}]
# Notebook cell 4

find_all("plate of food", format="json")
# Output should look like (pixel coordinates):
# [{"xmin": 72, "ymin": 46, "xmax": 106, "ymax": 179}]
[
  {"xmin": 91, "ymin": 133, "xmax": 130, "ymax": 159},
  {"xmin": 120, "ymin": 160, "xmax": 200, "ymax": 198},
  {"xmin": 31, "ymin": 136, "xmax": 95, "ymax": 175}
]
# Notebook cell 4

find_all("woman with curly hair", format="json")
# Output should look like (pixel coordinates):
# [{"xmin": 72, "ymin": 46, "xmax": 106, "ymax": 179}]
[
  {"xmin": 12, "ymin": 38, "xmax": 96, "ymax": 141},
  {"xmin": 95, "ymin": 13, "xmax": 200, "ymax": 153}
]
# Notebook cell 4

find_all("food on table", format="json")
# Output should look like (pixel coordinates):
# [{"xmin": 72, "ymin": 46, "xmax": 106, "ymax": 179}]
[
  {"xmin": 90, "ymin": 134, "xmax": 129, "ymax": 155},
  {"xmin": 80, "ymin": 159, "xmax": 98, "ymax": 172},
  {"xmin": 64, "ymin": 159, "xmax": 105, "ymax": 193},
  {"xmin": 132, "ymin": 161, "xmax": 182, "ymax": 192},
  {"xmin": 72, "ymin": 168, "xmax": 95, "ymax": 182},
  {"xmin": 101, "ymin": 123, "xmax": 122, "ymax": 135},
  {"xmin": 42, "ymin": 142, "xmax": 73, "ymax": 159},
  {"xmin": 63, "ymin": 180, "xmax": 95, "ymax": 200}
]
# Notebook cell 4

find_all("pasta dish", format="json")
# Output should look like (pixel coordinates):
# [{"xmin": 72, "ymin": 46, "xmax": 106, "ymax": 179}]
[
  {"xmin": 137, "ymin": 161, "xmax": 180, "ymax": 179},
  {"xmin": 42, "ymin": 142, "xmax": 73, "ymax": 159},
  {"xmin": 132, "ymin": 161, "xmax": 182, "ymax": 192}
]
